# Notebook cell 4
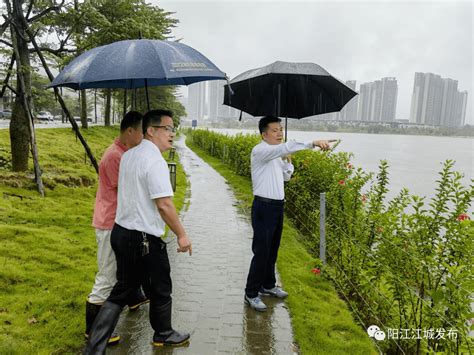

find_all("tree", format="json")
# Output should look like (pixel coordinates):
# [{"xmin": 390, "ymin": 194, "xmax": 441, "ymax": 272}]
[
  {"xmin": 1, "ymin": 0, "xmax": 100, "ymax": 179},
  {"xmin": 31, "ymin": 71, "xmax": 56, "ymax": 113},
  {"xmin": 80, "ymin": 89, "xmax": 87, "ymax": 128},
  {"xmin": 114, "ymin": 86, "xmax": 186, "ymax": 126},
  {"xmin": 4, "ymin": 0, "xmax": 35, "ymax": 171},
  {"xmin": 1, "ymin": 0, "xmax": 185, "ymax": 181},
  {"xmin": 1, "ymin": 0, "xmax": 76, "ymax": 171},
  {"xmin": 68, "ymin": 0, "xmax": 179, "ymax": 124}
]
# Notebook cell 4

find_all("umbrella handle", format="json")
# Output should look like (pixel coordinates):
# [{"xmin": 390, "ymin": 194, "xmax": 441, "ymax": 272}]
[
  {"xmin": 226, "ymin": 75, "xmax": 234, "ymax": 96},
  {"xmin": 328, "ymin": 139, "xmax": 341, "ymax": 152}
]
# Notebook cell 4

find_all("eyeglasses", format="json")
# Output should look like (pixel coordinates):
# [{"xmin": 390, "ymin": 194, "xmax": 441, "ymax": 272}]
[{"xmin": 152, "ymin": 125, "xmax": 177, "ymax": 133}]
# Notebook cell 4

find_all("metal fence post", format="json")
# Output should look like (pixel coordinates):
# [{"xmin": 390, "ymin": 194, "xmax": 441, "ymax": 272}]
[
  {"xmin": 223, "ymin": 144, "xmax": 227, "ymax": 162},
  {"xmin": 320, "ymin": 192, "xmax": 326, "ymax": 265},
  {"xmin": 168, "ymin": 163, "xmax": 177, "ymax": 192},
  {"xmin": 168, "ymin": 147, "xmax": 176, "ymax": 161}
]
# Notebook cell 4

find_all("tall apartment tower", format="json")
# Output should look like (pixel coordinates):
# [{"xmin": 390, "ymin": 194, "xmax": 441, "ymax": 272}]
[
  {"xmin": 357, "ymin": 82, "xmax": 372, "ymax": 121},
  {"xmin": 357, "ymin": 77, "xmax": 398, "ymax": 122},
  {"xmin": 208, "ymin": 80, "xmax": 223, "ymax": 121},
  {"xmin": 380, "ymin": 77, "xmax": 398, "ymax": 122},
  {"xmin": 188, "ymin": 82, "xmax": 206, "ymax": 120},
  {"xmin": 409, "ymin": 72, "xmax": 443, "ymax": 125},
  {"xmin": 340, "ymin": 80, "xmax": 358, "ymax": 121},
  {"xmin": 228, "ymin": 107, "xmax": 239, "ymax": 118},
  {"xmin": 409, "ymin": 72, "xmax": 468, "ymax": 127},
  {"xmin": 453, "ymin": 91, "xmax": 468, "ymax": 127}
]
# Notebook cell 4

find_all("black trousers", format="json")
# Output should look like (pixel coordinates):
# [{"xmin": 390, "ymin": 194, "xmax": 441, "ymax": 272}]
[
  {"xmin": 245, "ymin": 197, "xmax": 284, "ymax": 298},
  {"xmin": 107, "ymin": 223, "xmax": 172, "ymax": 308}
]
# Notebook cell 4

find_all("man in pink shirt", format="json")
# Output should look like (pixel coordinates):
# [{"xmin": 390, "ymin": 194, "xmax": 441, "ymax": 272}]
[{"xmin": 85, "ymin": 111, "xmax": 145, "ymax": 344}]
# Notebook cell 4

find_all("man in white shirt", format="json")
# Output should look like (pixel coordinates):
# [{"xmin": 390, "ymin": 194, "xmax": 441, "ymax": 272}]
[
  {"xmin": 244, "ymin": 115, "xmax": 334, "ymax": 312},
  {"xmin": 86, "ymin": 111, "xmax": 146, "ymax": 346},
  {"xmin": 85, "ymin": 110, "xmax": 192, "ymax": 353}
]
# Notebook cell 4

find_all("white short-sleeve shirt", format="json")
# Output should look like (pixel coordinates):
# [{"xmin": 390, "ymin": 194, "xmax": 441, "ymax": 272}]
[{"xmin": 115, "ymin": 139, "xmax": 173, "ymax": 237}]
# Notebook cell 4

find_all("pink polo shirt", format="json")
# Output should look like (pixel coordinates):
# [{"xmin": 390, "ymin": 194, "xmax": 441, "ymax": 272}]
[{"xmin": 92, "ymin": 138, "xmax": 128, "ymax": 230}]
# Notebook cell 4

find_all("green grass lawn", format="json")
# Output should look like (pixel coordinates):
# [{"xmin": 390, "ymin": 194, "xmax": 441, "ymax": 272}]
[
  {"xmin": 186, "ymin": 137, "xmax": 377, "ymax": 355},
  {"xmin": 0, "ymin": 126, "xmax": 187, "ymax": 353}
]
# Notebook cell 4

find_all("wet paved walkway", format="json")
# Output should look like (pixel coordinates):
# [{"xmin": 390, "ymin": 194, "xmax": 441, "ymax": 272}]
[{"xmin": 109, "ymin": 137, "xmax": 296, "ymax": 354}]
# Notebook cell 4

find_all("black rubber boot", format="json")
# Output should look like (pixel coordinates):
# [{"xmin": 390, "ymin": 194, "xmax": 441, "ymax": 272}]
[
  {"xmin": 150, "ymin": 300, "xmax": 190, "ymax": 347},
  {"xmin": 85, "ymin": 301, "xmax": 121, "ymax": 345},
  {"xmin": 128, "ymin": 288, "xmax": 150, "ymax": 311},
  {"xmin": 84, "ymin": 301, "xmax": 122, "ymax": 354}
]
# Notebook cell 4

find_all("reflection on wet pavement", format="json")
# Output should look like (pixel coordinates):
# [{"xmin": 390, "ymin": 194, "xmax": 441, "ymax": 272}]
[{"xmin": 108, "ymin": 137, "xmax": 296, "ymax": 354}]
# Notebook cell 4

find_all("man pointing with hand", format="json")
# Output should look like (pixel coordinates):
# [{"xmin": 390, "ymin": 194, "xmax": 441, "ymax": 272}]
[
  {"xmin": 85, "ymin": 110, "xmax": 191, "ymax": 353},
  {"xmin": 244, "ymin": 115, "xmax": 336, "ymax": 312}
]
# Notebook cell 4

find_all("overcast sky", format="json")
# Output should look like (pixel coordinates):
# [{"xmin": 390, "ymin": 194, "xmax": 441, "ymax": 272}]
[{"xmin": 156, "ymin": 0, "xmax": 473, "ymax": 124}]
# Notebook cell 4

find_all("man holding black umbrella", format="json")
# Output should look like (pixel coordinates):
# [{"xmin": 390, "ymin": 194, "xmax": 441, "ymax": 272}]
[{"xmin": 244, "ymin": 115, "xmax": 335, "ymax": 311}]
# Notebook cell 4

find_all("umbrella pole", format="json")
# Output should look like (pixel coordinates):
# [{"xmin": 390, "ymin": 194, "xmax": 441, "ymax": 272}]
[
  {"xmin": 145, "ymin": 78, "xmax": 150, "ymax": 112},
  {"xmin": 277, "ymin": 83, "xmax": 288, "ymax": 141},
  {"xmin": 123, "ymin": 89, "xmax": 127, "ymax": 117}
]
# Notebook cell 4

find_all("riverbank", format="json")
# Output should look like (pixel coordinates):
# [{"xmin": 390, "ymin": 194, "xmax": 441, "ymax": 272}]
[{"xmin": 184, "ymin": 120, "xmax": 474, "ymax": 138}]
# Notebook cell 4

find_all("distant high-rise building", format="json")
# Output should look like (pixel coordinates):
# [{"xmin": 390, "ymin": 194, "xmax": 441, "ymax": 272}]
[
  {"xmin": 229, "ymin": 107, "xmax": 239, "ymax": 118},
  {"xmin": 369, "ymin": 80, "xmax": 383, "ymax": 121},
  {"xmin": 380, "ymin": 78, "xmax": 398, "ymax": 122},
  {"xmin": 439, "ymin": 78, "xmax": 458, "ymax": 126},
  {"xmin": 409, "ymin": 72, "xmax": 467, "ymax": 127},
  {"xmin": 208, "ymin": 80, "xmax": 221, "ymax": 121},
  {"xmin": 340, "ymin": 80, "xmax": 358, "ymax": 121},
  {"xmin": 453, "ymin": 91, "xmax": 468, "ymax": 127},
  {"xmin": 217, "ymin": 102, "xmax": 228, "ymax": 118},
  {"xmin": 188, "ymin": 82, "xmax": 206, "ymax": 120},
  {"xmin": 410, "ymin": 72, "xmax": 443, "ymax": 125},
  {"xmin": 357, "ymin": 82, "xmax": 372, "ymax": 121},
  {"xmin": 357, "ymin": 77, "xmax": 398, "ymax": 122}
]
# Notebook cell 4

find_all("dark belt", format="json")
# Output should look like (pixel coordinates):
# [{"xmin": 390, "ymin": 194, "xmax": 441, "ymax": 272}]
[
  {"xmin": 115, "ymin": 224, "xmax": 166, "ymax": 245},
  {"xmin": 254, "ymin": 195, "xmax": 285, "ymax": 205}
]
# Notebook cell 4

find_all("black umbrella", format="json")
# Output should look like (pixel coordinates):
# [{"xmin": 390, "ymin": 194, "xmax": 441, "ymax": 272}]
[{"xmin": 223, "ymin": 61, "xmax": 357, "ymax": 139}]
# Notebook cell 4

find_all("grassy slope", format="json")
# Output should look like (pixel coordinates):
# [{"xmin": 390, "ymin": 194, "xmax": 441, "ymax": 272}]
[
  {"xmin": 186, "ymin": 138, "xmax": 377, "ymax": 355},
  {"xmin": 0, "ymin": 126, "xmax": 187, "ymax": 353}
]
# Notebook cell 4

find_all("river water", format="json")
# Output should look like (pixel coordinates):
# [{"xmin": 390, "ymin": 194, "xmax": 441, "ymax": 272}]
[{"xmin": 213, "ymin": 129, "xmax": 473, "ymax": 209}]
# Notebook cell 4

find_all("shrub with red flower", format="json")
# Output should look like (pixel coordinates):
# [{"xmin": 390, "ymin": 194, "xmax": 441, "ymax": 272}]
[
  {"xmin": 457, "ymin": 213, "xmax": 470, "ymax": 221},
  {"xmin": 311, "ymin": 268, "xmax": 321, "ymax": 275},
  {"xmin": 338, "ymin": 180, "xmax": 345, "ymax": 185}
]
